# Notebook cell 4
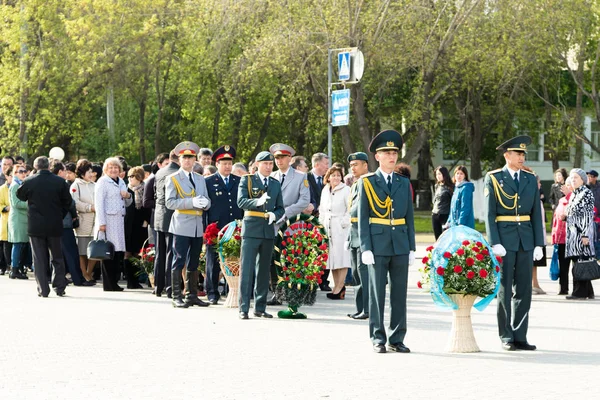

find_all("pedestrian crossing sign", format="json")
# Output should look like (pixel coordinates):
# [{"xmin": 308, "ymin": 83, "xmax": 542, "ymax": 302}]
[{"xmin": 338, "ymin": 52, "xmax": 350, "ymax": 81}]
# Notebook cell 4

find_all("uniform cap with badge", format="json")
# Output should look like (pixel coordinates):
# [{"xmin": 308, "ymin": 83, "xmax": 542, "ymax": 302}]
[
  {"xmin": 255, "ymin": 151, "xmax": 274, "ymax": 162},
  {"xmin": 269, "ymin": 143, "xmax": 296, "ymax": 158},
  {"xmin": 495, "ymin": 135, "xmax": 531, "ymax": 153},
  {"xmin": 347, "ymin": 152, "xmax": 369, "ymax": 163},
  {"xmin": 174, "ymin": 141, "xmax": 200, "ymax": 157},
  {"xmin": 212, "ymin": 145, "xmax": 236, "ymax": 163},
  {"xmin": 368, "ymin": 129, "xmax": 403, "ymax": 153}
]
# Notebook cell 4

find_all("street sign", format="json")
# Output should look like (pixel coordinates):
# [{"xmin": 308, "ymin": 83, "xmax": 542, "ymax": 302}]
[
  {"xmin": 338, "ymin": 52, "xmax": 351, "ymax": 81},
  {"xmin": 331, "ymin": 89, "xmax": 350, "ymax": 126},
  {"xmin": 351, "ymin": 50, "xmax": 364, "ymax": 82}
]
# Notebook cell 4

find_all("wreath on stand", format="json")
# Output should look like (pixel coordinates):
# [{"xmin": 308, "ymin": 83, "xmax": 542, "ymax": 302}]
[{"xmin": 273, "ymin": 214, "xmax": 329, "ymax": 319}]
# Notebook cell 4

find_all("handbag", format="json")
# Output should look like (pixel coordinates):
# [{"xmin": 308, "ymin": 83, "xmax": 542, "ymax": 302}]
[
  {"xmin": 87, "ymin": 231, "xmax": 115, "ymax": 261},
  {"xmin": 572, "ymin": 258, "xmax": 600, "ymax": 281},
  {"xmin": 549, "ymin": 244, "xmax": 559, "ymax": 281}
]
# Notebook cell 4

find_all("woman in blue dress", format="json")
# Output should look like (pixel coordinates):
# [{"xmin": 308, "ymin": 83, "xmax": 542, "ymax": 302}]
[{"xmin": 446, "ymin": 165, "xmax": 475, "ymax": 229}]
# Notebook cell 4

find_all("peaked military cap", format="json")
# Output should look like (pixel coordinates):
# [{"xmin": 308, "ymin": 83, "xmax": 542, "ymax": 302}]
[
  {"xmin": 347, "ymin": 152, "xmax": 368, "ymax": 163},
  {"xmin": 255, "ymin": 151, "xmax": 274, "ymax": 162},
  {"xmin": 212, "ymin": 145, "xmax": 236, "ymax": 162},
  {"xmin": 496, "ymin": 135, "xmax": 531, "ymax": 154},
  {"xmin": 173, "ymin": 141, "xmax": 200, "ymax": 157},
  {"xmin": 587, "ymin": 169, "xmax": 599, "ymax": 177},
  {"xmin": 368, "ymin": 129, "xmax": 403, "ymax": 153},
  {"xmin": 269, "ymin": 143, "xmax": 296, "ymax": 157}
]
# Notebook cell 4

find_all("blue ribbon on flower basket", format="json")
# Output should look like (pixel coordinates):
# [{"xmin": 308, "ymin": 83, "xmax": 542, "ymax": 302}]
[
  {"xmin": 218, "ymin": 220, "xmax": 239, "ymax": 276},
  {"xmin": 429, "ymin": 226, "xmax": 501, "ymax": 312}
]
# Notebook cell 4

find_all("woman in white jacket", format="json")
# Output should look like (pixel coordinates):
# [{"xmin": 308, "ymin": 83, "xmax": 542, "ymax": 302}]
[{"xmin": 319, "ymin": 165, "xmax": 351, "ymax": 299}]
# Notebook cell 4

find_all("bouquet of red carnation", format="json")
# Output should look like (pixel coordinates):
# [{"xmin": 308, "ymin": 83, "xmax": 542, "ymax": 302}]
[
  {"xmin": 204, "ymin": 222, "xmax": 220, "ymax": 246},
  {"xmin": 132, "ymin": 243, "xmax": 156, "ymax": 275},
  {"xmin": 419, "ymin": 239, "xmax": 501, "ymax": 298}
]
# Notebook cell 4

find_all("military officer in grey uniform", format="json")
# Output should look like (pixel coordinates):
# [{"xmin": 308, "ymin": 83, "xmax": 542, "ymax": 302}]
[
  {"xmin": 357, "ymin": 130, "xmax": 416, "ymax": 354},
  {"xmin": 266, "ymin": 143, "xmax": 310, "ymax": 305},
  {"xmin": 345, "ymin": 152, "xmax": 370, "ymax": 320},
  {"xmin": 237, "ymin": 151, "xmax": 285, "ymax": 319},
  {"xmin": 165, "ymin": 141, "xmax": 212, "ymax": 308},
  {"xmin": 484, "ymin": 135, "xmax": 544, "ymax": 351}
]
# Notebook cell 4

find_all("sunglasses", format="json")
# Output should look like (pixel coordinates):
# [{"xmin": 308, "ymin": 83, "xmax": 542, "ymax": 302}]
[{"xmin": 17, "ymin": 170, "xmax": 26, "ymax": 174}]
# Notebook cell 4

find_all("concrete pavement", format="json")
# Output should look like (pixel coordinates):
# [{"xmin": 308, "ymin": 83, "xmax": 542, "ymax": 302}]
[{"xmin": 0, "ymin": 251, "xmax": 599, "ymax": 400}]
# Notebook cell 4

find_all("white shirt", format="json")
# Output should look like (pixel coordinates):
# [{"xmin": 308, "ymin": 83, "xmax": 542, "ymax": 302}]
[
  {"xmin": 257, "ymin": 172, "xmax": 269, "ymax": 186},
  {"xmin": 378, "ymin": 169, "xmax": 393, "ymax": 185},
  {"xmin": 506, "ymin": 166, "xmax": 520, "ymax": 182}
]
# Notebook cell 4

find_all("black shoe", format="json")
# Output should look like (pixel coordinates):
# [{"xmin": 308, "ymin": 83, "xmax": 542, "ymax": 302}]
[
  {"xmin": 127, "ymin": 283, "xmax": 144, "ymax": 289},
  {"xmin": 373, "ymin": 344, "xmax": 386, "ymax": 353},
  {"xmin": 502, "ymin": 342, "xmax": 516, "ymax": 351},
  {"xmin": 319, "ymin": 284, "xmax": 332, "ymax": 292},
  {"xmin": 253, "ymin": 311, "xmax": 273, "ymax": 319},
  {"xmin": 387, "ymin": 343, "xmax": 410, "ymax": 353},
  {"xmin": 77, "ymin": 281, "xmax": 95, "ymax": 287},
  {"xmin": 352, "ymin": 312, "xmax": 369, "ymax": 320},
  {"xmin": 347, "ymin": 312, "xmax": 360, "ymax": 319},
  {"xmin": 0, "ymin": 269, "xmax": 5, "ymax": 275},
  {"xmin": 38, "ymin": 293, "xmax": 48, "ymax": 298},
  {"xmin": 589, "ymin": 295, "xmax": 595, "ymax": 300},
  {"xmin": 566, "ymin": 295, "xmax": 586, "ymax": 300},
  {"xmin": 239, "ymin": 312, "xmax": 249, "ymax": 320},
  {"xmin": 514, "ymin": 341, "xmax": 536, "ymax": 351},
  {"xmin": 557, "ymin": 291, "xmax": 568, "ymax": 295},
  {"xmin": 66, "ymin": 278, "xmax": 73, "ymax": 285},
  {"xmin": 326, "ymin": 286, "xmax": 346, "ymax": 300},
  {"xmin": 185, "ymin": 297, "xmax": 210, "ymax": 307},
  {"xmin": 208, "ymin": 298, "xmax": 219, "ymax": 305},
  {"xmin": 172, "ymin": 298, "xmax": 189, "ymax": 308},
  {"xmin": 266, "ymin": 295, "xmax": 282, "ymax": 306},
  {"xmin": 56, "ymin": 290, "xmax": 66, "ymax": 297}
]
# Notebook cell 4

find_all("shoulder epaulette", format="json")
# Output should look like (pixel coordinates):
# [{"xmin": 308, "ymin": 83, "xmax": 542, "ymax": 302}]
[
  {"xmin": 522, "ymin": 169, "xmax": 535, "ymax": 175},
  {"xmin": 243, "ymin": 173, "xmax": 253, "ymax": 177},
  {"xmin": 487, "ymin": 168, "xmax": 502, "ymax": 175},
  {"xmin": 362, "ymin": 172, "xmax": 376, "ymax": 178}
]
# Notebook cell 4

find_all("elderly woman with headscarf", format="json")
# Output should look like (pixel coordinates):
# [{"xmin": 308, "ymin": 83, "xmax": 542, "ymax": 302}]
[{"xmin": 565, "ymin": 168, "xmax": 596, "ymax": 300}]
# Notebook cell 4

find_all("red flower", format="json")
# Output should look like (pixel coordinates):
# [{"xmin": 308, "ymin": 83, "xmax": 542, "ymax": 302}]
[
  {"xmin": 71, "ymin": 188, "xmax": 77, "ymax": 192},
  {"xmin": 422, "ymin": 256, "xmax": 429, "ymax": 264},
  {"xmin": 436, "ymin": 266, "xmax": 445, "ymax": 275},
  {"xmin": 417, "ymin": 281, "xmax": 423, "ymax": 288},
  {"xmin": 482, "ymin": 248, "xmax": 489, "ymax": 256},
  {"xmin": 234, "ymin": 235, "xmax": 241, "ymax": 240},
  {"xmin": 282, "ymin": 249, "xmax": 287, "ymax": 255},
  {"xmin": 322, "ymin": 254, "xmax": 328, "ymax": 261},
  {"xmin": 296, "ymin": 273, "xmax": 302, "ymax": 278},
  {"xmin": 285, "ymin": 276, "xmax": 290, "ymax": 281},
  {"xmin": 287, "ymin": 238, "xmax": 293, "ymax": 243},
  {"xmin": 479, "ymin": 269, "xmax": 488, "ymax": 278},
  {"xmin": 443, "ymin": 252, "xmax": 452, "ymax": 259},
  {"xmin": 282, "ymin": 266, "xmax": 288, "ymax": 271},
  {"xmin": 426, "ymin": 246, "xmax": 434, "ymax": 252},
  {"xmin": 303, "ymin": 262, "xmax": 309, "ymax": 267},
  {"xmin": 293, "ymin": 233, "xmax": 298, "ymax": 238},
  {"xmin": 462, "ymin": 240, "xmax": 470, "ymax": 245},
  {"xmin": 296, "ymin": 242, "xmax": 302, "ymax": 247},
  {"xmin": 472, "ymin": 247, "xmax": 480, "ymax": 253},
  {"xmin": 453, "ymin": 265, "xmax": 463, "ymax": 273},
  {"xmin": 307, "ymin": 224, "xmax": 313, "ymax": 229},
  {"xmin": 456, "ymin": 248, "xmax": 465, "ymax": 256},
  {"xmin": 465, "ymin": 257, "xmax": 475, "ymax": 266},
  {"xmin": 319, "ymin": 244, "xmax": 327, "ymax": 251},
  {"xmin": 467, "ymin": 271, "xmax": 475, "ymax": 279},
  {"xmin": 304, "ymin": 250, "xmax": 309, "ymax": 256},
  {"xmin": 317, "ymin": 278, "xmax": 322, "ymax": 284},
  {"xmin": 291, "ymin": 267, "xmax": 296, "ymax": 272},
  {"xmin": 496, "ymin": 256, "xmax": 503, "ymax": 263},
  {"xmin": 287, "ymin": 256, "xmax": 292, "ymax": 262},
  {"xmin": 293, "ymin": 259, "xmax": 299, "ymax": 265},
  {"xmin": 476, "ymin": 241, "xmax": 483, "ymax": 247},
  {"xmin": 305, "ymin": 231, "xmax": 310, "ymax": 237},
  {"xmin": 475, "ymin": 253, "xmax": 484, "ymax": 261},
  {"xmin": 281, "ymin": 241, "xmax": 286, "ymax": 246},
  {"xmin": 496, "ymin": 266, "xmax": 500, "ymax": 273}
]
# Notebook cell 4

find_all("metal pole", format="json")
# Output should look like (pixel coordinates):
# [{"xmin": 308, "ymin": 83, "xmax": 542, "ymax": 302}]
[{"xmin": 327, "ymin": 49, "xmax": 333, "ymax": 167}]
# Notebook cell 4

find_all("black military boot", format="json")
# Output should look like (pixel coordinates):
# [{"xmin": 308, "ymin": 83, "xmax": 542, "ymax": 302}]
[
  {"xmin": 184, "ymin": 271, "xmax": 210, "ymax": 307},
  {"xmin": 171, "ymin": 270, "xmax": 189, "ymax": 308},
  {"xmin": 9, "ymin": 267, "xmax": 28, "ymax": 280}
]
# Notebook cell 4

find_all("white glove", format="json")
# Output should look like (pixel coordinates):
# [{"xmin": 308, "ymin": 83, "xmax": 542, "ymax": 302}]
[
  {"xmin": 442, "ymin": 223, "xmax": 449, "ymax": 230},
  {"xmin": 408, "ymin": 251, "xmax": 415, "ymax": 266},
  {"xmin": 256, "ymin": 192, "xmax": 270, "ymax": 206},
  {"xmin": 192, "ymin": 197, "xmax": 208, "ymax": 209},
  {"xmin": 533, "ymin": 246, "xmax": 543, "ymax": 261},
  {"xmin": 492, "ymin": 244, "xmax": 506, "ymax": 257},
  {"xmin": 344, "ymin": 241, "xmax": 350, "ymax": 250},
  {"xmin": 361, "ymin": 250, "xmax": 375, "ymax": 265},
  {"xmin": 267, "ymin": 212, "xmax": 276, "ymax": 225},
  {"xmin": 276, "ymin": 215, "xmax": 287, "ymax": 225}
]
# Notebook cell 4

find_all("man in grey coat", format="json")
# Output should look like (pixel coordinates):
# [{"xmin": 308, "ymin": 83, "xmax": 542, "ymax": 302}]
[
  {"xmin": 165, "ymin": 141, "xmax": 211, "ymax": 308},
  {"xmin": 267, "ymin": 143, "xmax": 310, "ymax": 305},
  {"xmin": 153, "ymin": 151, "xmax": 180, "ymax": 297}
]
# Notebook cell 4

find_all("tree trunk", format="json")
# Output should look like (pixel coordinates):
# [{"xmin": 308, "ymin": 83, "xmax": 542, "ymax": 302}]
[
  {"xmin": 469, "ymin": 91, "xmax": 484, "ymax": 180},
  {"xmin": 352, "ymin": 85, "xmax": 375, "ymax": 166},
  {"xmin": 339, "ymin": 126, "xmax": 356, "ymax": 156}
]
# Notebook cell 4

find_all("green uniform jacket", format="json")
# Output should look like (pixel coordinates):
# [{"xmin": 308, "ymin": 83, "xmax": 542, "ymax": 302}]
[
  {"xmin": 484, "ymin": 167, "xmax": 544, "ymax": 251},
  {"xmin": 237, "ymin": 174, "xmax": 285, "ymax": 239},
  {"xmin": 358, "ymin": 170, "xmax": 415, "ymax": 256},
  {"xmin": 347, "ymin": 181, "xmax": 361, "ymax": 248}
]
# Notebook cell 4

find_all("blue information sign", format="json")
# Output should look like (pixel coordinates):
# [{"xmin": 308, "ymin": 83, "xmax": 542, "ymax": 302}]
[
  {"xmin": 331, "ymin": 89, "xmax": 350, "ymax": 127},
  {"xmin": 338, "ymin": 52, "xmax": 351, "ymax": 81}
]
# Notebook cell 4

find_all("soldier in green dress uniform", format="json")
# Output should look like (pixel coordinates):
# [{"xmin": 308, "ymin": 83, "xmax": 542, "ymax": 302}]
[
  {"xmin": 484, "ymin": 135, "xmax": 544, "ymax": 351},
  {"xmin": 346, "ymin": 152, "xmax": 371, "ymax": 320},
  {"xmin": 357, "ymin": 130, "xmax": 416, "ymax": 353},
  {"xmin": 237, "ymin": 151, "xmax": 285, "ymax": 320}
]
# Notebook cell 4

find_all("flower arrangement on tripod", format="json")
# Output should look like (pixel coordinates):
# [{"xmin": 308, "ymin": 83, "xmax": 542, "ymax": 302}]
[{"xmin": 273, "ymin": 215, "xmax": 329, "ymax": 318}]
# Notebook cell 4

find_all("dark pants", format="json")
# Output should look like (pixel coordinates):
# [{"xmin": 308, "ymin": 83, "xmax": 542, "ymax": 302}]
[
  {"xmin": 431, "ymin": 213, "xmax": 449, "ymax": 240},
  {"xmin": 171, "ymin": 234, "xmax": 202, "ymax": 272},
  {"xmin": 558, "ymin": 244, "xmax": 570, "ymax": 294},
  {"xmin": 102, "ymin": 252, "xmax": 124, "ymax": 291},
  {"xmin": 369, "ymin": 254, "xmax": 409, "ymax": 345},
  {"xmin": 570, "ymin": 256, "xmax": 595, "ymax": 298},
  {"xmin": 62, "ymin": 228, "xmax": 84, "ymax": 285},
  {"xmin": 0, "ymin": 240, "xmax": 6, "ymax": 270},
  {"xmin": 205, "ymin": 244, "xmax": 221, "ymax": 301},
  {"xmin": 153, "ymin": 231, "xmax": 173, "ymax": 294},
  {"xmin": 239, "ymin": 237, "xmax": 273, "ymax": 313},
  {"xmin": 497, "ymin": 248, "xmax": 533, "ymax": 343},
  {"xmin": 30, "ymin": 236, "xmax": 67, "ymax": 297},
  {"xmin": 350, "ymin": 246, "xmax": 369, "ymax": 314},
  {"xmin": 1, "ymin": 241, "xmax": 11, "ymax": 270}
]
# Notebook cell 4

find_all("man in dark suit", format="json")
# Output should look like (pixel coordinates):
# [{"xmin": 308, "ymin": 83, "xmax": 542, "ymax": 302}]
[
  {"xmin": 205, "ymin": 145, "xmax": 243, "ymax": 305},
  {"xmin": 358, "ymin": 130, "xmax": 416, "ymax": 353},
  {"xmin": 484, "ymin": 135, "xmax": 544, "ymax": 351},
  {"xmin": 306, "ymin": 152, "xmax": 332, "ymax": 291},
  {"xmin": 153, "ymin": 150, "xmax": 180, "ymax": 297},
  {"xmin": 237, "ymin": 151, "xmax": 285, "ymax": 319},
  {"xmin": 16, "ymin": 156, "xmax": 72, "ymax": 297}
]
